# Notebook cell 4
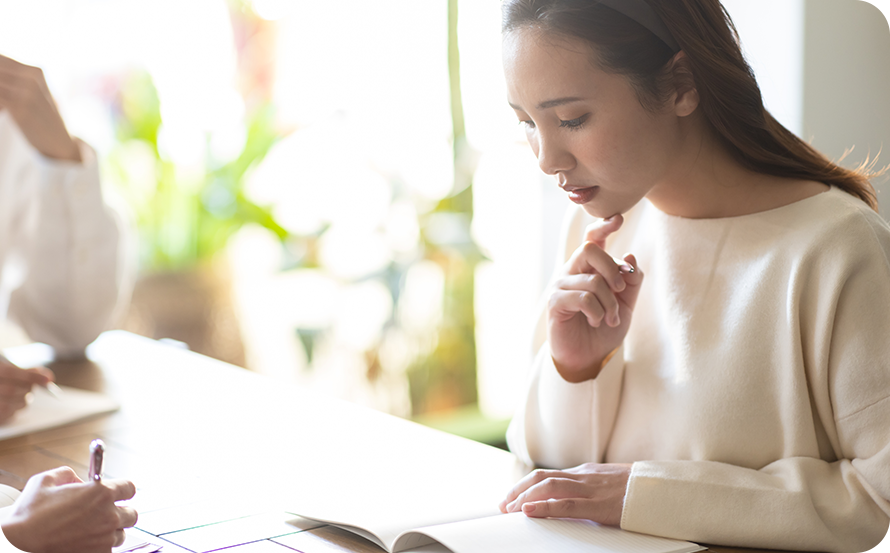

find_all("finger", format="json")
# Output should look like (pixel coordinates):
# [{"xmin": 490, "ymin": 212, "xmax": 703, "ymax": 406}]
[
  {"xmin": 567, "ymin": 242, "xmax": 626, "ymax": 293},
  {"xmin": 554, "ymin": 274, "xmax": 622, "ymax": 327},
  {"xmin": 116, "ymin": 505, "xmax": 138, "ymax": 529},
  {"xmin": 104, "ymin": 479, "xmax": 137, "ymax": 502},
  {"xmin": 616, "ymin": 254, "xmax": 644, "ymax": 312},
  {"xmin": 0, "ymin": 54, "xmax": 25, "ymax": 70},
  {"xmin": 0, "ymin": 407, "xmax": 17, "ymax": 422},
  {"xmin": 584, "ymin": 214, "xmax": 624, "ymax": 249},
  {"xmin": 500, "ymin": 469, "xmax": 565, "ymax": 512},
  {"xmin": 39, "ymin": 466, "xmax": 82, "ymax": 486},
  {"xmin": 0, "ymin": 396, "xmax": 27, "ymax": 411},
  {"xmin": 113, "ymin": 529, "xmax": 127, "ymax": 548},
  {"xmin": 548, "ymin": 289, "xmax": 607, "ymax": 328},
  {"xmin": 506, "ymin": 477, "xmax": 584, "ymax": 513},
  {"xmin": 522, "ymin": 497, "xmax": 598, "ymax": 520},
  {"xmin": 0, "ymin": 380, "xmax": 34, "ymax": 398},
  {"xmin": 25, "ymin": 366, "xmax": 55, "ymax": 384},
  {"xmin": 0, "ymin": 364, "xmax": 51, "ymax": 386}
]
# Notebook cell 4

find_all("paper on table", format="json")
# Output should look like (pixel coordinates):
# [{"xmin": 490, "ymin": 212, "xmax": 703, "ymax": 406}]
[
  {"xmin": 0, "ymin": 385, "xmax": 119, "ymax": 441},
  {"xmin": 393, "ymin": 512, "xmax": 705, "ymax": 553},
  {"xmin": 112, "ymin": 530, "xmax": 163, "ymax": 553}
]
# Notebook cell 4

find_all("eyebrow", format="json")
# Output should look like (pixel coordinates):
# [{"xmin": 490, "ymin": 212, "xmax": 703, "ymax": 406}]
[{"xmin": 508, "ymin": 97, "xmax": 586, "ymax": 111}]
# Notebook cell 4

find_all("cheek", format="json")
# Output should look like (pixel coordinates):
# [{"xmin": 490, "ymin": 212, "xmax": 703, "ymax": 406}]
[{"xmin": 594, "ymin": 118, "xmax": 670, "ymax": 177}]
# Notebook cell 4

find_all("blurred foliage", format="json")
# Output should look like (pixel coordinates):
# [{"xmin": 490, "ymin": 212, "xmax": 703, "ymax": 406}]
[
  {"xmin": 106, "ymin": 71, "xmax": 287, "ymax": 272},
  {"xmin": 405, "ymin": 0, "xmax": 483, "ymax": 416},
  {"xmin": 106, "ymin": 0, "xmax": 486, "ymax": 421}
]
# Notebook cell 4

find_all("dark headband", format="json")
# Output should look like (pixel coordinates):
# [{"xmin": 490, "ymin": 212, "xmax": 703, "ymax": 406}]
[{"xmin": 598, "ymin": 0, "xmax": 680, "ymax": 52}]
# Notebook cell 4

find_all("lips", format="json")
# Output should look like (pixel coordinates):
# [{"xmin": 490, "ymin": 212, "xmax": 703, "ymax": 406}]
[{"xmin": 562, "ymin": 185, "xmax": 599, "ymax": 205}]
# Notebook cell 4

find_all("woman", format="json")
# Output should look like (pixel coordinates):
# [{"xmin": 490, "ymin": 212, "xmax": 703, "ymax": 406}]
[
  {"xmin": 0, "ymin": 52, "xmax": 131, "ymax": 419},
  {"xmin": 496, "ymin": 1, "xmax": 890, "ymax": 552}
]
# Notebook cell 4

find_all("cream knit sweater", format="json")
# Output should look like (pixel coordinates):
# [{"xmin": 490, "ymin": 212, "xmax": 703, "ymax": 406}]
[{"xmin": 507, "ymin": 187, "xmax": 890, "ymax": 553}]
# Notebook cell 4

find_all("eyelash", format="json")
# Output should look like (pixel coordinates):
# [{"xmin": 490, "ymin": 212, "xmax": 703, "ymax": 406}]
[
  {"xmin": 559, "ymin": 114, "xmax": 589, "ymax": 131},
  {"xmin": 518, "ymin": 114, "xmax": 590, "ymax": 131}
]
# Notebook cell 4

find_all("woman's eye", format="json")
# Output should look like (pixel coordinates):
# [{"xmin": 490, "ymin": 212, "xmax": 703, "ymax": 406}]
[
  {"xmin": 559, "ymin": 114, "xmax": 589, "ymax": 131},
  {"xmin": 519, "ymin": 120, "xmax": 536, "ymax": 130}
]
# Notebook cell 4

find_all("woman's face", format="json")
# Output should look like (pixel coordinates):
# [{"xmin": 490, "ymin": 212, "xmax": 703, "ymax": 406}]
[{"xmin": 503, "ymin": 27, "xmax": 680, "ymax": 219}]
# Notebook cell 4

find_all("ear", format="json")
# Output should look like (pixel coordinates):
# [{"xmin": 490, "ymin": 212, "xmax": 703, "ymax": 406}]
[{"xmin": 667, "ymin": 51, "xmax": 699, "ymax": 117}]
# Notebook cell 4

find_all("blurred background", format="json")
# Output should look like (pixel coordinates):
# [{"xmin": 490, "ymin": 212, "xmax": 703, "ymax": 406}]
[{"xmin": 0, "ymin": 0, "xmax": 886, "ymax": 447}]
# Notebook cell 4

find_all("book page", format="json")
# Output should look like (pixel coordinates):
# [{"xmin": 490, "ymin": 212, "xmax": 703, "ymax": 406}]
[
  {"xmin": 283, "ymin": 405, "xmax": 526, "ymax": 552},
  {"xmin": 0, "ymin": 385, "xmax": 119, "ymax": 441},
  {"xmin": 393, "ymin": 512, "xmax": 705, "ymax": 553}
]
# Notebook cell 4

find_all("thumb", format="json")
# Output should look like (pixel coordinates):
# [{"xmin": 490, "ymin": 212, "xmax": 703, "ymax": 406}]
[
  {"xmin": 584, "ymin": 214, "xmax": 624, "ymax": 249},
  {"xmin": 23, "ymin": 366, "xmax": 54, "ymax": 386}
]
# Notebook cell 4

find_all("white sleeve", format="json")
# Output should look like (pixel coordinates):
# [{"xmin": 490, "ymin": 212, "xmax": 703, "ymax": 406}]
[
  {"xmin": 507, "ymin": 342, "xmax": 625, "ymax": 468},
  {"xmin": 6, "ymin": 138, "xmax": 133, "ymax": 358},
  {"xmin": 506, "ymin": 205, "xmax": 626, "ymax": 468},
  {"xmin": 0, "ymin": 486, "xmax": 18, "ymax": 508}
]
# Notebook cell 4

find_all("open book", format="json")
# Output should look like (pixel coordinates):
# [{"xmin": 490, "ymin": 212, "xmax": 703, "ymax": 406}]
[
  {"xmin": 298, "ymin": 510, "xmax": 704, "ymax": 553},
  {"xmin": 283, "ymin": 413, "xmax": 702, "ymax": 553}
]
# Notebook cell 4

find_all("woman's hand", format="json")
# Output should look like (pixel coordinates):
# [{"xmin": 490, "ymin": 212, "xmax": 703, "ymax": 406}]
[
  {"xmin": 547, "ymin": 215, "xmax": 643, "ymax": 382},
  {"xmin": 0, "ymin": 357, "xmax": 53, "ymax": 422},
  {"xmin": 2, "ymin": 467, "xmax": 138, "ymax": 553},
  {"xmin": 498, "ymin": 463, "xmax": 632, "ymax": 527}
]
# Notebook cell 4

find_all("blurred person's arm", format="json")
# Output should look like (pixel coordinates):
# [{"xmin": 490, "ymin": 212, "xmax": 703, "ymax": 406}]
[
  {"xmin": 0, "ymin": 54, "xmax": 133, "ymax": 359},
  {"xmin": 0, "ymin": 467, "xmax": 137, "ymax": 553}
]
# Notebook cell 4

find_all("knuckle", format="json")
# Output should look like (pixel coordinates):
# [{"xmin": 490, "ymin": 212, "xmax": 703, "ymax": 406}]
[
  {"xmin": 96, "ymin": 485, "xmax": 116, "ymax": 503},
  {"xmin": 541, "ymin": 478, "xmax": 560, "ymax": 492},
  {"xmin": 557, "ymin": 498, "xmax": 576, "ymax": 513}
]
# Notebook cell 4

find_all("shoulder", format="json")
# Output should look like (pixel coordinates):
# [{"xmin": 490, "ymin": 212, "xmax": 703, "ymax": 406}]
[
  {"xmin": 798, "ymin": 188, "xmax": 890, "ymax": 261},
  {"xmin": 742, "ymin": 187, "xmax": 890, "ymax": 270}
]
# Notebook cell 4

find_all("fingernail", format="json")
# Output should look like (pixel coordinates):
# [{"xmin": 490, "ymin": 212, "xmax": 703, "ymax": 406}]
[
  {"xmin": 619, "ymin": 263, "xmax": 634, "ymax": 274},
  {"xmin": 614, "ymin": 274, "xmax": 626, "ymax": 291},
  {"xmin": 524, "ymin": 503, "xmax": 536, "ymax": 513}
]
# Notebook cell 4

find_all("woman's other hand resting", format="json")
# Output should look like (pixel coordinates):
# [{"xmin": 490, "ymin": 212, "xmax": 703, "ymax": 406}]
[
  {"xmin": 1, "ymin": 467, "xmax": 137, "ymax": 553},
  {"xmin": 547, "ymin": 215, "xmax": 643, "ymax": 382},
  {"xmin": 0, "ymin": 358, "xmax": 53, "ymax": 423},
  {"xmin": 498, "ymin": 463, "xmax": 632, "ymax": 526}
]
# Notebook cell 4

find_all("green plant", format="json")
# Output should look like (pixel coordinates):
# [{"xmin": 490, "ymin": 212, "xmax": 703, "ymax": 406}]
[{"xmin": 106, "ymin": 70, "xmax": 287, "ymax": 272}]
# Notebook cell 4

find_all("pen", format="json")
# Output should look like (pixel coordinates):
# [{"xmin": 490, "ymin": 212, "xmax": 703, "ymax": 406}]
[
  {"xmin": 44, "ymin": 381, "xmax": 64, "ymax": 400},
  {"xmin": 89, "ymin": 439, "xmax": 104, "ymax": 482}
]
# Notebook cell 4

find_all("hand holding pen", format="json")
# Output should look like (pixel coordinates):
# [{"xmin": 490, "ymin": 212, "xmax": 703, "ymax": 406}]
[
  {"xmin": 0, "ymin": 440, "xmax": 138, "ymax": 553},
  {"xmin": 0, "ymin": 353, "xmax": 58, "ymax": 423}
]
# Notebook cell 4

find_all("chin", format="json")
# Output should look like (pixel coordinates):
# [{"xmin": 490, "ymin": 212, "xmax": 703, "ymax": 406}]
[
  {"xmin": 580, "ymin": 194, "xmax": 641, "ymax": 220},
  {"xmin": 580, "ymin": 203, "xmax": 620, "ymax": 220}
]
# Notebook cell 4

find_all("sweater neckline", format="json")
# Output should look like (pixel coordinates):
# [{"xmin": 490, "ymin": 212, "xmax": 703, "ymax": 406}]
[{"xmin": 645, "ymin": 186, "xmax": 837, "ymax": 224}]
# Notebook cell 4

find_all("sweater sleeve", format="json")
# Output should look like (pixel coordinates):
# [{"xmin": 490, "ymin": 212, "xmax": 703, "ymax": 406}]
[
  {"xmin": 506, "ymin": 204, "xmax": 627, "ymax": 468},
  {"xmin": 6, "ymin": 139, "xmax": 133, "ymax": 358},
  {"xmin": 620, "ymin": 213, "xmax": 890, "ymax": 553},
  {"xmin": 507, "ymin": 343, "xmax": 625, "ymax": 468}
]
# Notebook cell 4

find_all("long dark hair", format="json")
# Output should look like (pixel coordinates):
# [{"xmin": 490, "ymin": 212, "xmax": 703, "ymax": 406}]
[{"xmin": 502, "ymin": 0, "xmax": 880, "ymax": 210}]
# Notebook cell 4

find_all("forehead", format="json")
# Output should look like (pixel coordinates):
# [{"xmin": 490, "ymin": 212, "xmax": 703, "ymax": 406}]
[{"xmin": 502, "ymin": 27, "xmax": 605, "ymax": 104}]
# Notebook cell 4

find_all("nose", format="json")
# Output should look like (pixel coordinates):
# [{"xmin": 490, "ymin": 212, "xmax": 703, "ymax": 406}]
[{"xmin": 533, "ymin": 133, "xmax": 574, "ymax": 176}]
